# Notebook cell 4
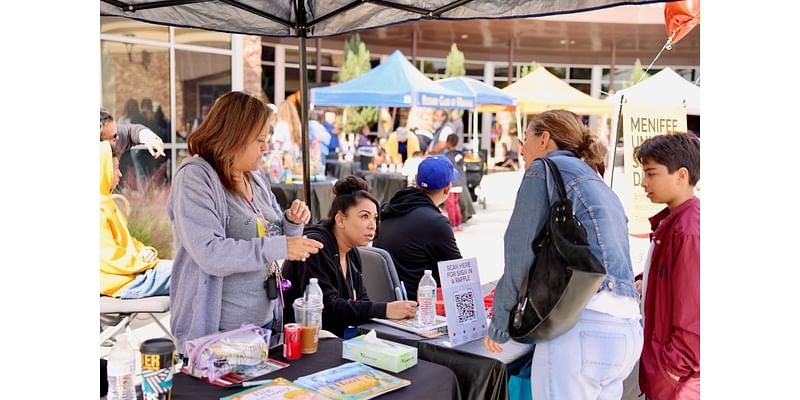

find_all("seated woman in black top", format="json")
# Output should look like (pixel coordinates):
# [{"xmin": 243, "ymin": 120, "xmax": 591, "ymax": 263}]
[{"xmin": 282, "ymin": 176, "xmax": 418, "ymax": 337}]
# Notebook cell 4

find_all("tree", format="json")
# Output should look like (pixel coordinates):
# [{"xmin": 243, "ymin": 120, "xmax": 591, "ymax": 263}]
[
  {"xmin": 519, "ymin": 61, "xmax": 543, "ymax": 78},
  {"xmin": 625, "ymin": 58, "xmax": 650, "ymax": 88},
  {"xmin": 338, "ymin": 33, "xmax": 378, "ymax": 135},
  {"xmin": 444, "ymin": 43, "xmax": 465, "ymax": 78}
]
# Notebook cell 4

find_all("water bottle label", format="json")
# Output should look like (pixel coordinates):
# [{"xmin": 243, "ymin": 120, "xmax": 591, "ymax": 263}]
[{"xmin": 107, "ymin": 359, "xmax": 135, "ymax": 376}]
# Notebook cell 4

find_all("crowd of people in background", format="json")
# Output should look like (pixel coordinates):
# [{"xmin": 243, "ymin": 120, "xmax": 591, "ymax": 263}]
[{"xmin": 100, "ymin": 92, "xmax": 700, "ymax": 400}]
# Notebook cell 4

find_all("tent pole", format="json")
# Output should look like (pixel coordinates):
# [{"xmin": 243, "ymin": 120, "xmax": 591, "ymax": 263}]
[
  {"xmin": 605, "ymin": 95, "xmax": 625, "ymax": 189},
  {"xmin": 473, "ymin": 108, "xmax": 479, "ymax": 153},
  {"xmin": 467, "ymin": 110, "xmax": 472, "ymax": 149},
  {"xmin": 297, "ymin": 1, "xmax": 312, "ymax": 212}
]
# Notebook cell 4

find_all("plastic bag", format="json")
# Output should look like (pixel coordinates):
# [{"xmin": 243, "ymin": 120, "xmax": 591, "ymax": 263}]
[{"xmin": 185, "ymin": 324, "xmax": 271, "ymax": 382}]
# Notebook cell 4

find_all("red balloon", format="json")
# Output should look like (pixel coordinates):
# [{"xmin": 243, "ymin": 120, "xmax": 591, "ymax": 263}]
[{"xmin": 665, "ymin": 0, "xmax": 700, "ymax": 45}]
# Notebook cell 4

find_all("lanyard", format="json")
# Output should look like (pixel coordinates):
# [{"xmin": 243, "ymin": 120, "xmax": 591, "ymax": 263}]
[{"xmin": 243, "ymin": 176, "xmax": 268, "ymax": 238}]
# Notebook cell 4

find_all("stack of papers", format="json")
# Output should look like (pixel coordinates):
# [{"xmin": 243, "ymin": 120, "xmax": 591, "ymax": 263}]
[{"xmin": 370, "ymin": 316, "xmax": 448, "ymax": 338}]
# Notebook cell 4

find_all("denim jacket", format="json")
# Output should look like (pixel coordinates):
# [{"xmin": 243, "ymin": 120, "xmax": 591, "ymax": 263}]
[{"xmin": 489, "ymin": 150, "xmax": 638, "ymax": 343}]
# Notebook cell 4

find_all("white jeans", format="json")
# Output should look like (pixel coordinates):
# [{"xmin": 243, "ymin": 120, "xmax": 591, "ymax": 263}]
[{"xmin": 532, "ymin": 308, "xmax": 643, "ymax": 400}]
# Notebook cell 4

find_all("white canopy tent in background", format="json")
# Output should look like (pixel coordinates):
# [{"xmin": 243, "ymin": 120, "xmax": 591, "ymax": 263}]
[
  {"xmin": 605, "ymin": 67, "xmax": 700, "ymax": 116},
  {"xmin": 604, "ymin": 67, "xmax": 700, "ymax": 183}
]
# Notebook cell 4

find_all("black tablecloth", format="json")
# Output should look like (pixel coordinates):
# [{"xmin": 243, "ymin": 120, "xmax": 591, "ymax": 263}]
[
  {"xmin": 325, "ymin": 159, "xmax": 358, "ymax": 180},
  {"xmin": 172, "ymin": 337, "xmax": 461, "ymax": 400},
  {"xmin": 270, "ymin": 179, "xmax": 335, "ymax": 223},
  {"xmin": 361, "ymin": 172, "xmax": 408, "ymax": 204},
  {"xmin": 358, "ymin": 282, "xmax": 533, "ymax": 400}
]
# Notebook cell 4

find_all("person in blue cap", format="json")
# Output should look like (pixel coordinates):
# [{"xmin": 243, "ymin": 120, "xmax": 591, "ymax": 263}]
[{"xmin": 372, "ymin": 155, "xmax": 464, "ymax": 301}]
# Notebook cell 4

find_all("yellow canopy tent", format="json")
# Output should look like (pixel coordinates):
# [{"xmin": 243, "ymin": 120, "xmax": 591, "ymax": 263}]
[{"xmin": 502, "ymin": 67, "xmax": 613, "ymax": 115}]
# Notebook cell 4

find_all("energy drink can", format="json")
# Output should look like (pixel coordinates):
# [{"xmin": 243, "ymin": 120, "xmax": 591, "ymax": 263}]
[
  {"xmin": 283, "ymin": 323, "xmax": 302, "ymax": 360},
  {"xmin": 140, "ymin": 338, "xmax": 176, "ymax": 400}
]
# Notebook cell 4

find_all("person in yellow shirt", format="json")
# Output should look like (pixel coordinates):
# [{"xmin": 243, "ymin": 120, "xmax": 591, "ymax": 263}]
[
  {"xmin": 385, "ymin": 127, "xmax": 420, "ymax": 165},
  {"xmin": 100, "ymin": 141, "xmax": 172, "ymax": 298}
]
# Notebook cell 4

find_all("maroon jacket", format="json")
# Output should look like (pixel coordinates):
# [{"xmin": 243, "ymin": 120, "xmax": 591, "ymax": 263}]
[{"xmin": 639, "ymin": 197, "xmax": 700, "ymax": 399}]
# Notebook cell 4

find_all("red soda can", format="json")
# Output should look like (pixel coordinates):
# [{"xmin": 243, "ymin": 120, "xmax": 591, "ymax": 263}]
[{"xmin": 283, "ymin": 323, "xmax": 302, "ymax": 360}]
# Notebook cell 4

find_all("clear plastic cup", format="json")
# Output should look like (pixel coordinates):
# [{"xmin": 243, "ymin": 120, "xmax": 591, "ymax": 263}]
[{"xmin": 293, "ymin": 298, "xmax": 323, "ymax": 354}]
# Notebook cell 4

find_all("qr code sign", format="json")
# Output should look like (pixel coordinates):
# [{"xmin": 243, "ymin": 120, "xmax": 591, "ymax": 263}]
[{"xmin": 454, "ymin": 289, "xmax": 477, "ymax": 324}]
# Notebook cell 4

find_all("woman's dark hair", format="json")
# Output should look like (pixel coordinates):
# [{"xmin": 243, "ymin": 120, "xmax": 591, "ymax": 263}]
[
  {"xmin": 100, "ymin": 108, "xmax": 114, "ymax": 136},
  {"xmin": 325, "ymin": 176, "xmax": 380, "ymax": 235}
]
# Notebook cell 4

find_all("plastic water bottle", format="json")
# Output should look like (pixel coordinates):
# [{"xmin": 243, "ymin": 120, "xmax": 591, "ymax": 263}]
[
  {"xmin": 304, "ymin": 278, "xmax": 324, "ymax": 307},
  {"xmin": 106, "ymin": 334, "xmax": 137, "ymax": 400},
  {"xmin": 418, "ymin": 270, "xmax": 437, "ymax": 326}
]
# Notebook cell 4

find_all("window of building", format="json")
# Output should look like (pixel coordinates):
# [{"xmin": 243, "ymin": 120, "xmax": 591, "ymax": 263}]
[
  {"xmin": 175, "ymin": 50, "xmax": 231, "ymax": 142},
  {"xmin": 545, "ymin": 66, "xmax": 566, "ymax": 79},
  {"xmin": 175, "ymin": 27, "xmax": 231, "ymax": 49},
  {"xmin": 101, "ymin": 17, "xmax": 236, "ymax": 187}
]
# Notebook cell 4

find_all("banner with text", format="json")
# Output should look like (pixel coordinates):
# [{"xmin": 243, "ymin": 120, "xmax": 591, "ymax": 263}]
[{"xmin": 623, "ymin": 102, "xmax": 687, "ymax": 238}]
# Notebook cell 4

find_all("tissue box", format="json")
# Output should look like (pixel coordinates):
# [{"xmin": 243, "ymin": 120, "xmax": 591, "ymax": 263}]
[{"xmin": 342, "ymin": 334, "xmax": 417, "ymax": 373}]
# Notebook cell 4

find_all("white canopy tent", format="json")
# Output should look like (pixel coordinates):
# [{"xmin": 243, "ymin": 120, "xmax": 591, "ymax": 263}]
[{"xmin": 606, "ymin": 67, "xmax": 700, "ymax": 116}]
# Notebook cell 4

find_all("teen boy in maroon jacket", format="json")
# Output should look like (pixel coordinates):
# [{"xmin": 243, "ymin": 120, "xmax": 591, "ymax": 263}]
[{"xmin": 635, "ymin": 132, "xmax": 700, "ymax": 400}]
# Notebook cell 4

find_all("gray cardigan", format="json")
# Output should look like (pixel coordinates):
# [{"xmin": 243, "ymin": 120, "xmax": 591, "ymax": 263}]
[{"xmin": 167, "ymin": 155, "xmax": 303, "ymax": 352}]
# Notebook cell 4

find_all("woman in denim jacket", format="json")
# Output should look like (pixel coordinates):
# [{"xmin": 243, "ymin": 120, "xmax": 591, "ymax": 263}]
[{"xmin": 485, "ymin": 109, "xmax": 642, "ymax": 399}]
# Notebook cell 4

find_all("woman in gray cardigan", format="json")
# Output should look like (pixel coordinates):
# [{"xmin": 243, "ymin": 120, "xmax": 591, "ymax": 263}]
[{"xmin": 167, "ymin": 92, "xmax": 323, "ymax": 352}]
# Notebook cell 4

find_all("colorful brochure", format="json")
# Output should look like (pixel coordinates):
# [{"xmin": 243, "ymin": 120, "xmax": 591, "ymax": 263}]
[
  {"xmin": 220, "ymin": 378, "xmax": 329, "ymax": 400},
  {"xmin": 294, "ymin": 362, "xmax": 410, "ymax": 400},
  {"xmin": 181, "ymin": 358, "xmax": 289, "ymax": 388}
]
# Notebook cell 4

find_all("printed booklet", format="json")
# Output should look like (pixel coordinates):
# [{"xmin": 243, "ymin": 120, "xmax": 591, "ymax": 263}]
[
  {"xmin": 220, "ymin": 378, "xmax": 329, "ymax": 400},
  {"xmin": 294, "ymin": 362, "xmax": 410, "ymax": 400}
]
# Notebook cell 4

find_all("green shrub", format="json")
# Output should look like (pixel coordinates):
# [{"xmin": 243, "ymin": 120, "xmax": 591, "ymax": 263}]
[{"xmin": 118, "ymin": 163, "xmax": 173, "ymax": 259}]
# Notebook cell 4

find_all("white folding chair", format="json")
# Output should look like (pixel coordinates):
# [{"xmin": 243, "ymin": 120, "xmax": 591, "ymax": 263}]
[{"xmin": 100, "ymin": 296, "xmax": 173, "ymax": 346}]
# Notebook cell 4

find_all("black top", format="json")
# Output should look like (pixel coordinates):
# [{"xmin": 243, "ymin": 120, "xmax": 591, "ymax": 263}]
[
  {"xmin": 444, "ymin": 149, "xmax": 468, "ymax": 189},
  {"xmin": 372, "ymin": 187, "xmax": 463, "ymax": 300},
  {"xmin": 281, "ymin": 223, "xmax": 387, "ymax": 338}
]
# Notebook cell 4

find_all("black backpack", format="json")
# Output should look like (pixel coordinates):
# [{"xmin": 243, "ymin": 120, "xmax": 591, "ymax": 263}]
[{"xmin": 508, "ymin": 158, "xmax": 607, "ymax": 343}]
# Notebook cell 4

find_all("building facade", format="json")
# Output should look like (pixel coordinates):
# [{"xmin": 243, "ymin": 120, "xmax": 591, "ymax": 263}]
[{"xmin": 100, "ymin": 4, "xmax": 699, "ymax": 184}]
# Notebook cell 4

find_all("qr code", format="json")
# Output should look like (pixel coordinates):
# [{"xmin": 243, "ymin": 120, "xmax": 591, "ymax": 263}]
[{"xmin": 454, "ymin": 289, "xmax": 477, "ymax": 325}]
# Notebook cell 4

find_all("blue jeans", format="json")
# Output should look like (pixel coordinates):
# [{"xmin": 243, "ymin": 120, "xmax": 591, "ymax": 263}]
[
  {"xmin": 117, "ymin": 260, "xmax": 172, "ymax": 299},
  {"xmin": 532, "ymin": 308, "xmax": 643, "ymax": 400}
]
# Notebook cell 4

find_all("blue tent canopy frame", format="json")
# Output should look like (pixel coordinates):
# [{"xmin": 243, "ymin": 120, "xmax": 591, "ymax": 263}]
[
  {"xmin": 437, "ymin": 76, "xmax": 517, "ymax": 108},
  {"xmin": 311, "ymin": 50, "xmax": 476, "ymax": 109}
]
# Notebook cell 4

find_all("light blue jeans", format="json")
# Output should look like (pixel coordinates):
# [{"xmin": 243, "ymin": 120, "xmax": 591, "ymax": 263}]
[
  {"xmin": 532, "ymin": 308, "xmax": 643, "ymax": 400},
  {"xmin": 117, "ymin": 260, "xmax": 172, "ymax": 299}
]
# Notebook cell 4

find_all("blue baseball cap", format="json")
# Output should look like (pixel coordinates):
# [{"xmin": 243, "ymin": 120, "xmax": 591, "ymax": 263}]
[{"xmin": 416, "ymin": 155, "xmax": 460, "ymax": 190}]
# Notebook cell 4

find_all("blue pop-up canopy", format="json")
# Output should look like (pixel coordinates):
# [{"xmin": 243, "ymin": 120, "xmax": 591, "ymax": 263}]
[
  {"xmin": 437, "ymin": 77, "xmax": 517, "ymax": 111},
  {"xmin": 312, "ymin": 50, "xmax": 475, "ymax": 109},
  {"xmin": 437, "ymin": 77, "xmax": 518, "ymax": 152}
]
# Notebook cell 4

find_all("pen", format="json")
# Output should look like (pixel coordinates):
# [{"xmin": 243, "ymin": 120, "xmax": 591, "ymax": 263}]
[
  {"xmin": 225, "ymin": 379, "xmax": 272, "ymax": 389},
  {"xmin": 400, "ymin": 281, "xmax": 408, "ymax": 301},
  {"xmin": 394, "ymin": 287, "xmax": 403, "ymax": 301}
]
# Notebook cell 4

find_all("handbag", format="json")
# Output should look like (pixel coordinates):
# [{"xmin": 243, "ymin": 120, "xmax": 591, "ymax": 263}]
[{"xmin": 508, "ymin": 158, "xmax": 607, "ymax": 343}]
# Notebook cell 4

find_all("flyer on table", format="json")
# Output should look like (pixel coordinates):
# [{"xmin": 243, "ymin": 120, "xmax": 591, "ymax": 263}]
[{"xmin": 437, "ymin": 257, "xmax": 487, "ymax": 347}]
